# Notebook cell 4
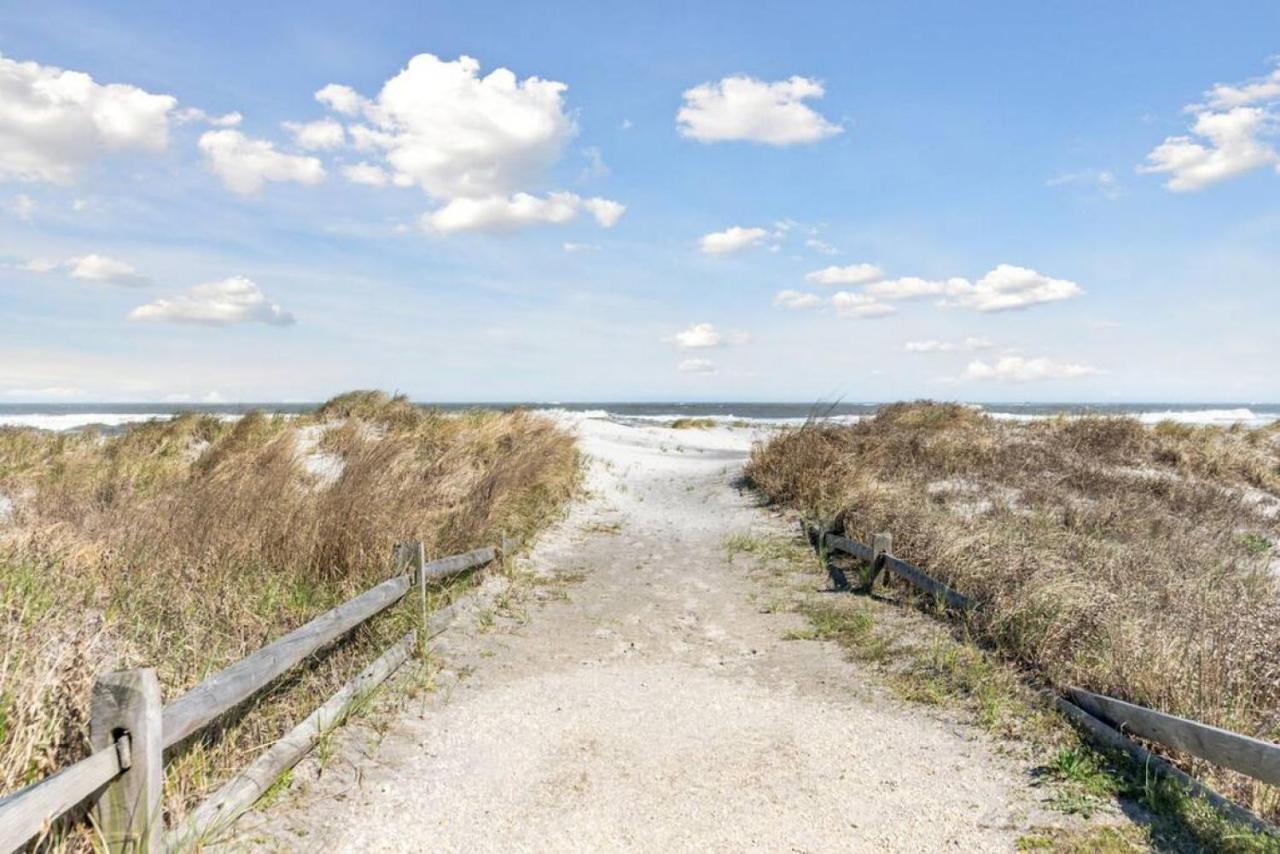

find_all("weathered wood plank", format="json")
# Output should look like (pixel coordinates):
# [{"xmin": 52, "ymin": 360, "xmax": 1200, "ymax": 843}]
[
  {"xmin": 1049, "ymin": 692, "xmax": 1276, "ymax": 836},
  {"xmin": 162, "ymin": 573, "xmax": 410, "ymax": 749},
  {"xmin": 167, "ymin": 631, "xmax": 416, "ymax": 850},
  {"xmin": 0, "ymin": 746, "xmax": 121, "ymax": 853},
  {"xmin": 881, "ymin": 555, "xmax": 975, "ymax": 611},
  {"xmin": 91, "ymin": 668, "xmax": 163, "ymax": 852},
  {"xmin": 822, "ymin": 532, "xmax": 874, "ymax": 563},
  {"xmin": 421, "ymin": 546, "xmax": 497, "ymax": 582},
  {"xmin": 1067, "ymin": 687, "xmax": 1280, "ymax": 787}
]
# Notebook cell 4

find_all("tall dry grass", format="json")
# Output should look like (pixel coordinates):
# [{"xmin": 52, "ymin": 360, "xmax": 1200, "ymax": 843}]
[
  {"xmin": 0, "ymin": 391, "xmax": 579, "ymax": 844},
  {"xmin": 746, "ymin": 402, "xmax": 1280, "ymax": 819}
]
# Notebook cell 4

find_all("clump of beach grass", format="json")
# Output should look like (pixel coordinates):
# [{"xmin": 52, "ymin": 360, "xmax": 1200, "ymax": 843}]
[
  {"xmin": 669, "ymin": 417, "xmax": 716, "ymax": 430},
  {"xmin": 745, "ymin": 401, "xmax": 1280, "ymax": 822},
  {"xmin": 0, "ymin": 391, "xmax": 579, "ymax": 847}
]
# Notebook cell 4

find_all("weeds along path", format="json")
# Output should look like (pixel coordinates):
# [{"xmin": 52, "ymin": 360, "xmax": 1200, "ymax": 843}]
[{"xmin": 242, "ymin": 417, "xmax": 1062, "ymax": 851}]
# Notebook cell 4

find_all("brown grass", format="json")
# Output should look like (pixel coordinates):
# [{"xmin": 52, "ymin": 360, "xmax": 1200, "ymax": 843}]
[
  {"xmin": 0, "ymin": 391, "xmax": 579, "ymax": 846},
  {"xmin": 746, "ymin": 401, "xmax": 1280, "ymax": 820}
]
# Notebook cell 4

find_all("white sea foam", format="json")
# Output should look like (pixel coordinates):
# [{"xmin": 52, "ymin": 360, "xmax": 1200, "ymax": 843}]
[
  {"xmin": 1135, "ymin": 408, "xmax": 1267, "ymax": 426},
  {"xmin": 0, "ymin": 413, "xmax": 176, "ymax": 431}
]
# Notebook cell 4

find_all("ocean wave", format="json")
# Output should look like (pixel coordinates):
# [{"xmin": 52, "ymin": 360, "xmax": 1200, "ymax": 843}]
[{"xmin": 0, "ymin": 413, "xmax": 177, "ymax": 431}]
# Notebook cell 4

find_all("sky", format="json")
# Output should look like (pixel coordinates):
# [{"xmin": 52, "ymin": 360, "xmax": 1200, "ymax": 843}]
[{"xmin": 1, "ymin": 1, "xmax": 1278, "ymax": 404}]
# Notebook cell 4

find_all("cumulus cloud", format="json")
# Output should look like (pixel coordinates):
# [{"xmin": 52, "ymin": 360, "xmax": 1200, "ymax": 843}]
[
  {"xmin": 129, "ymin": 276, "xmax": 294, "ymax": 326},
  {"xmin": 283, "ymin": 118, "xmax": 345, "ymax": 150},
  {"xmin": 23, "ymin": 253, "xmax": 151, "ymax": 286},
  {"xmin": 866, "ymin": 276, "xmax": 967, "ymax": 300},
  {"xmin": 1140, "ymin": 62, "xmax": 1280, "ymax": 191},
  {"xmin": 342, "ymin": 161, "xmax": 391, "ymax": 186},
  {"xmin": 773, "ymin": 289, "xmax": 823, "ymax": 309},
  {"xmin": 315, "ymin": 54, "xmax": 623, "ymax": 233},
  {"xmin": 962, "ymin": 356, "xmax": 1098, "ymax": 382},
  {"xmin": 0, "ymin": 52, "xmax": 176, "ymax": 184},
  {"xmin": 199, "ymin": 130, "xmax": 325, "ymax": 195},
  {"xmin": 420, "ymin": 191, "xmax": 624, "ymax": 234},
  {"xmin": 939, "ymin": 265, "xmax": 1083, "ymax": 312},
  {"xmin": 805, "ymin": 263, "xmax": 883, "ymax": 286},
  {"xmin": 677, "ymin": 75, "xmax": 842, "ymax": 145},
  {"xmin": 903, "ymin": 337, "xmax": 993, "ymax": 353},
  {"xmin": 68, "ymin": 254, "xmax": 151, "ymax": 286},
  {"xmin": 677, "ymin": 358, "xmax": 717, "ymax": 374},
  {"xmin": 665, "ymin": 322, "xmax": 750, "ymax": 349},
  {"xmin": 699, "ymin": 225, "xmax": 769, "ymax": 255},
  {"xmin": 315, "ymin": 83, "xmax": 368, "ymax": 116},
  {"xmin": 831, "ymin": 291, "xmax": 894, "ymax": 318}
]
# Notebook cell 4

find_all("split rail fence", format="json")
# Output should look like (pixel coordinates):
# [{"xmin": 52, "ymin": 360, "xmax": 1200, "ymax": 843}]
[
  {"xmin": 803, "ymin": 520, "xmax": 1280, "ymax": 836},
  {"xmin": 0, "ymin": 540, "xmax": 507, "ymax": 853}
]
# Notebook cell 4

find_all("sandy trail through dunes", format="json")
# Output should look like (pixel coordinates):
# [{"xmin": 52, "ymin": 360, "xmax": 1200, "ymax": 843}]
[{"xmin": 245, "ymin": 415, "xmax": 1048, "ymax": 852}]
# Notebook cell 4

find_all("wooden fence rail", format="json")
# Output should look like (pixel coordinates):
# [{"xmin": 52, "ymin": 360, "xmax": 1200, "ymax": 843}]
[
  {"xmin": 802, "ymin": 519, "xmax": 1279, "ymax": 835},
  {"xmin": 0, "ymin": 540, "xmax": 503, "ymax": 853}
]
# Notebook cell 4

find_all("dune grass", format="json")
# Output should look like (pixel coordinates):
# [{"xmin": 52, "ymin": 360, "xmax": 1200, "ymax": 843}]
[
  {"xmin": 0, "ymin": 391, "xmax": 579, "ymax": 845},
  {"xmin": 668, "ymin": 417, "xmax": 716, "ymax": 430},
  {"xmin": 745, "ymin": 402, "xmax": 1280, "ymax": 822}
]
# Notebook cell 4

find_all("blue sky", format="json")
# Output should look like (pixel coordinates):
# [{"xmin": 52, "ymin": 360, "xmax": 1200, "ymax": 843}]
[{"xmin": 2, "ymin": 1, "xmax": 1278, "ymax": 403}]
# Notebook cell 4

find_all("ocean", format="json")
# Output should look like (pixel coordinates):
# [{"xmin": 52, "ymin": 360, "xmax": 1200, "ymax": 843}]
[{"xmin": 1, "ymin": 401, "xmax": 1278, "ymax": 432}]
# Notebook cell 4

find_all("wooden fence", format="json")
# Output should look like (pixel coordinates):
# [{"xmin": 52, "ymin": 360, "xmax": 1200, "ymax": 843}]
[
  {"xmin": 0, "ymin": 541, "xmax": 505, "ymax": 853},
  {"xmin": 803, "ymin": 520, "xmax": 1280, "ymax": 836}
]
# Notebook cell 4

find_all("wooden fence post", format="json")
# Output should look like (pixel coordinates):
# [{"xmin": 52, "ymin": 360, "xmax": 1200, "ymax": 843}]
[
  {"xmin": 90, "ymin": 668, "xmax": 162, "ymax": 853},
  {"xmin": 867, "ymin": 532, "xmax": 893, "ymax": 589},
  {"xmin": 393, "ymin": 542, "xmax": 428, "ymax": 656}
]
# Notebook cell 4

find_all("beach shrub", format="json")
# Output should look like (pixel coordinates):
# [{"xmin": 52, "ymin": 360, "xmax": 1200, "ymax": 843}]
[
  {"xmin": 0, "ymin": 393, "xmax": 579, "ymax": 844},
  {"xmin": 746, "ymin": 402, "xmax": 1280, "ymax": 821}
]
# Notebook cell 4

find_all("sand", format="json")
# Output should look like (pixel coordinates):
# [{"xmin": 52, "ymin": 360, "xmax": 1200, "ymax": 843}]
[{"xmin": 239, "ymin": 414, "xmax": 1057, "ymax": 852}]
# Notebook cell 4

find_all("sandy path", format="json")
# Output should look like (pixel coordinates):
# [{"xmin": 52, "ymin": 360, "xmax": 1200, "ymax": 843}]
[{"xmin": 248, "ymin": 416, "xmax": 1044, "ymax": 852}]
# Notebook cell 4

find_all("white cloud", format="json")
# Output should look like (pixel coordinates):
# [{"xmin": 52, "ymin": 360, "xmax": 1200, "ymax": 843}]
[
  {"xmin": 23, "ymin": 253, "xmax": 151, "ymax": 286},
  {"xmin": 562, "ymin": 242, "xmax": 599, "ymax": 252},
  {"xmin": 6, "ymin": 192, "xmax": 36, "ymax": 220},
  {"xmin": 939, "ymin": 264, "xmax": 1083, "ymax": 312},
  {"xmin": 677, "ymin": 75, "xmax": 842, "ymax": 145},
  {"xmin": 831, "ymin": 291, "xmax": 894, "ymax": 318},
  {"xmin": 175, "ymin": 107, "xmax": 242, "ymax": 127},
  {"xmin": 805, "ymin": 263, "xmax": 883, "ymax": 286},
  {"xmin": 0, "ymin": 52, "xmax": 176, "ymax": 184},
  {"xmin": 1140, "ymin": 107, "xmax": 1277, "ymax": 191},
  {"xmin": 699, "ymin": 225, "xmax": 768, "ymax": 255},
  {"xmin": 962, "ymin": 355, "xmax": 1099, "ymax": 382},
  {"xmin": 1205, "ymin": 63, "xmax": 1280, "ymax": 110},
  {"xmin": 316, "ymin": 54, "xmax": 622, "ymax": 233},
  {"xmin": 904, "ymin": 337, "xmax": 993, "ymax": 353},
  {"xmin": 805, "ymin": 238, "xmax": 838, "ymax": 255},
  {"xmin": 1140, "ymin": 62, "xmax": 1280, "ymax": 191},
  {"xmin": 677, "ymin": 358, "xmax": 717, "ymax": 374},
  {"xmin": 283, "ymin": 118, "xmax": 345, "ymax": 150},
  {"xmin": 1046, "ymin": 168, "xmax": 1121, "ymax": 198},
  {"xmin": 68, "ymin": 254, "xmax": 150, "ymax": 286},
  {"xmin": 322, "ymin": 54, "xmax": 573, "ymax": 198},
  {"xmin": 866, "ymin": 276, "xmax": 966, "ymax": 300},
  {"xmin": 667, "ymin": 322, "xmax": 725, "ymax": 349},
  {"xmin": 773, "ymin": 289, "xmax": 823, "ymax": 309},
  {"xmin": 580, "ymin": 146, "xmax": 608, "ymax": 179},
  {"xmin": 129, "ymin": 276, "xmax": 295, "ymax": 326},
  {"xmin": 342, "ymin": 161, "xmax": 391, "ymax": 186},
  {"xmin": 420, "ymin": 191, "xmax": 624, "ymax": 234},
  {"xmin": 198, "ymin": 130, "xmax": 326, "ymax": 195},
  {"xmin": 315, "ymin": 83, "xmax": 368, "ymax": 116}
]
